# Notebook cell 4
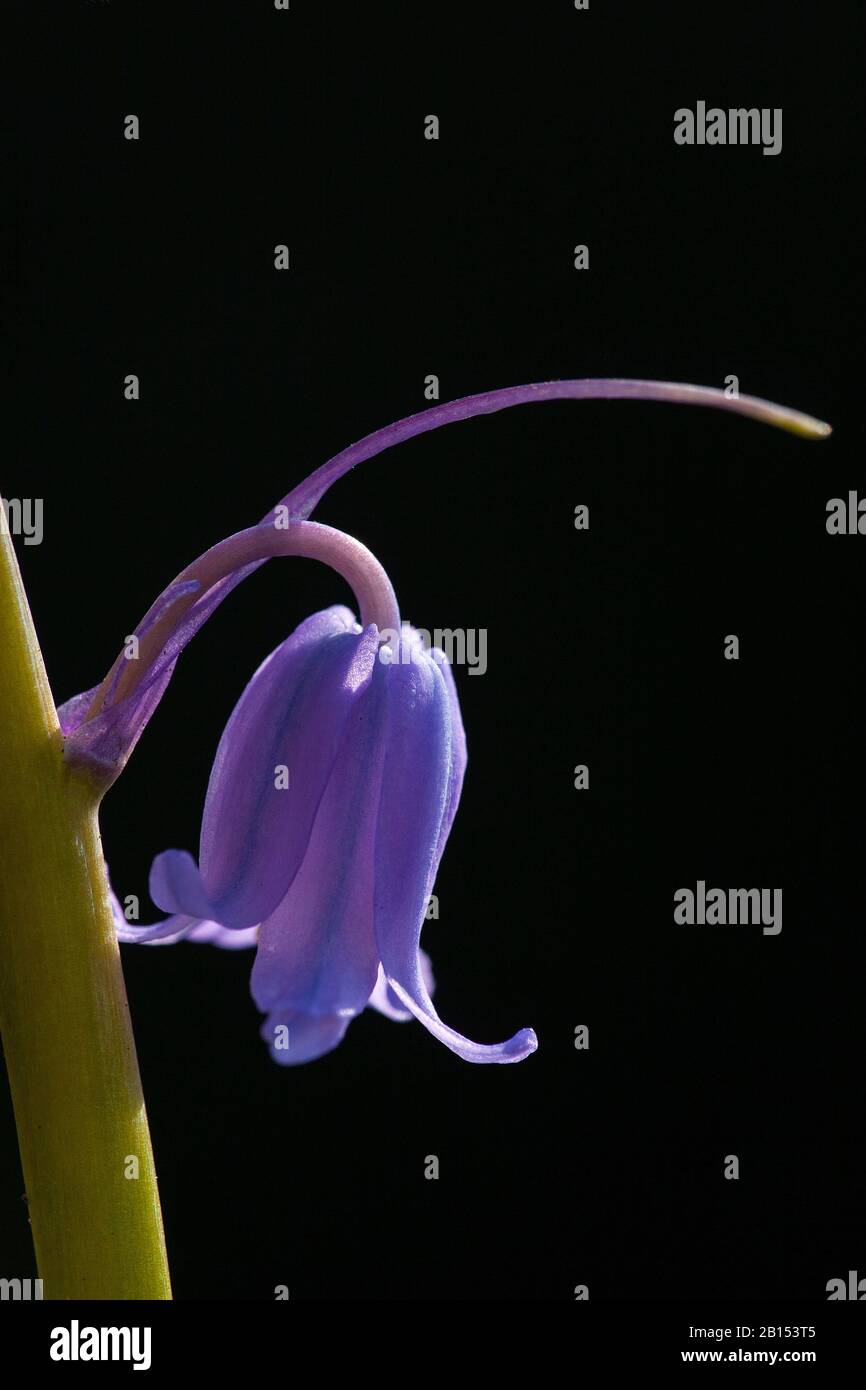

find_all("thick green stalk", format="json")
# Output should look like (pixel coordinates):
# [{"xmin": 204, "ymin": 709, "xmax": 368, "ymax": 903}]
[{"xmin": 0, "ymin": 525, "xmax": 171, "ymax": 1299}]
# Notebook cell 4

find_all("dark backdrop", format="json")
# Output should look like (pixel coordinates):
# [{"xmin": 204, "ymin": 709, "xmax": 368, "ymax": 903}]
[{"xmin": 3, "ymin": 1, "xmax": 862, "ymax": 1300}]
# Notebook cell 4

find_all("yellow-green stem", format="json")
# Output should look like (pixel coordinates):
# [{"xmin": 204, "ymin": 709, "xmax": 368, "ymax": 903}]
[{"xmin": 0, "ymin": 525, "xmax": 171, "ymax": 1299}]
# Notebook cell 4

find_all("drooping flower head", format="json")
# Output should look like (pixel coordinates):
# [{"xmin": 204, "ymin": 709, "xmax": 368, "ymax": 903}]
[
  {"xmin": 115, "ymin": 602, "xmax": 524, "ymax": 1065},
  {"xmin": 61, "ymin": 379, "xmax": 831, "ymax": 1065}
]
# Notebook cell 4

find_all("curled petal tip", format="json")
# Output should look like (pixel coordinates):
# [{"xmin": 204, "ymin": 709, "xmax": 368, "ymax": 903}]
[
  {"xmin": 501, "ymin": 1028, "xmax": 539, "ymax": 1062},
  {"xmin": 517, "ymin": 1026, "xmax": 538, "ymax": 1052}
]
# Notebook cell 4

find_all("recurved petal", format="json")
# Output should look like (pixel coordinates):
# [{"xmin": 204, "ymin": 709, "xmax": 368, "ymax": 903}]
[
  {"xmin": 366, "ymin": 951, "xmax": 435, "ymax": 1021},
  {"xmin": 373, "ymin": 645, "xmax": 536, "ymax": 1064},
  {"xmin": 386, "ymin": 978, "xmax": 537, "ymax": 1064},
  {"xmin": 149, "ymin": 848, "xmax": 214, "ymax": 920},
  {"xmin": 260, "ymin": 1008, "xmax": 352, "ymax": 1065},
  {"xmin": 108, "ymin": 884, "xmax": 202, "ymax": 945},
  {"xmin": 250, "ymin": 659, "xmax": 388, "ymax": 1019},
  {"xmin": 109, "ymin": 875, "xmax": 258, "ymax": 947}
]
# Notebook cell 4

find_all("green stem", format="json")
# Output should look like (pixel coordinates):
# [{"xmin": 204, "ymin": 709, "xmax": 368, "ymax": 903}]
[{"xmin": 0, "ymin": 526, "xmax": 171, "ymax": 1299}]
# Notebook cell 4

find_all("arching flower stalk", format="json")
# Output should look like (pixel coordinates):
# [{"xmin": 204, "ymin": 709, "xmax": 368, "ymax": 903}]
[{"xmin": 60, "ymin": 379, "xmax": 831, "ymax": 1068}]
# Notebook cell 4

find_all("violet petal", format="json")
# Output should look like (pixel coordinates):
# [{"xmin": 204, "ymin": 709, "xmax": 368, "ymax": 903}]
[
  {"xmin": 373, "ymin": 641, "xmax": 536, "ymax": 1064},
  {"xmin": 249, "ymin": 646, "xmax": 388, "ymax": 1018},
  {"xmin": 150, "ymin": 608, "xmax": 379, "ymax": 929}
]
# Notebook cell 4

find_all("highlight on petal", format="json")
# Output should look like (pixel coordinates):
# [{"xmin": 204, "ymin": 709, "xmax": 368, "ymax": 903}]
[{"xmin": 184, "ymin": 922, "xmax": 260, "ymax": 949}]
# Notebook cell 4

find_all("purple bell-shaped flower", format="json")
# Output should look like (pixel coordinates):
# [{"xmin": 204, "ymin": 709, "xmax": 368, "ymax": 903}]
[{"xmin": 116, "ymin": 601, "xmax": 534, "ymax": 1065}]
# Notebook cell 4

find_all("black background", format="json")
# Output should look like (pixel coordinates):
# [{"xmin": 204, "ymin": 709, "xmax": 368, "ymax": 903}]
[{"xmin": 3, "ymin": 1, "xmax": 863, "ymax": 1302}]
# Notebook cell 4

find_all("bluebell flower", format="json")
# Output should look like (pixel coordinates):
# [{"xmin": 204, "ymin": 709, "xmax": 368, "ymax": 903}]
[{"xmin": 109, "ymin": 603, "xmax": 534, "ymax": 1064}]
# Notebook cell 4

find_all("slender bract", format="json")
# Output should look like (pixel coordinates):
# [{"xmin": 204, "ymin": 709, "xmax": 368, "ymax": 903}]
[
  {"xmin": 276, "ymin": 378, "xmax": 832, "ymax": 520},
  {"xmin": 0, "ymin": 525, "xmax": 171, "ymax": 1299}
]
